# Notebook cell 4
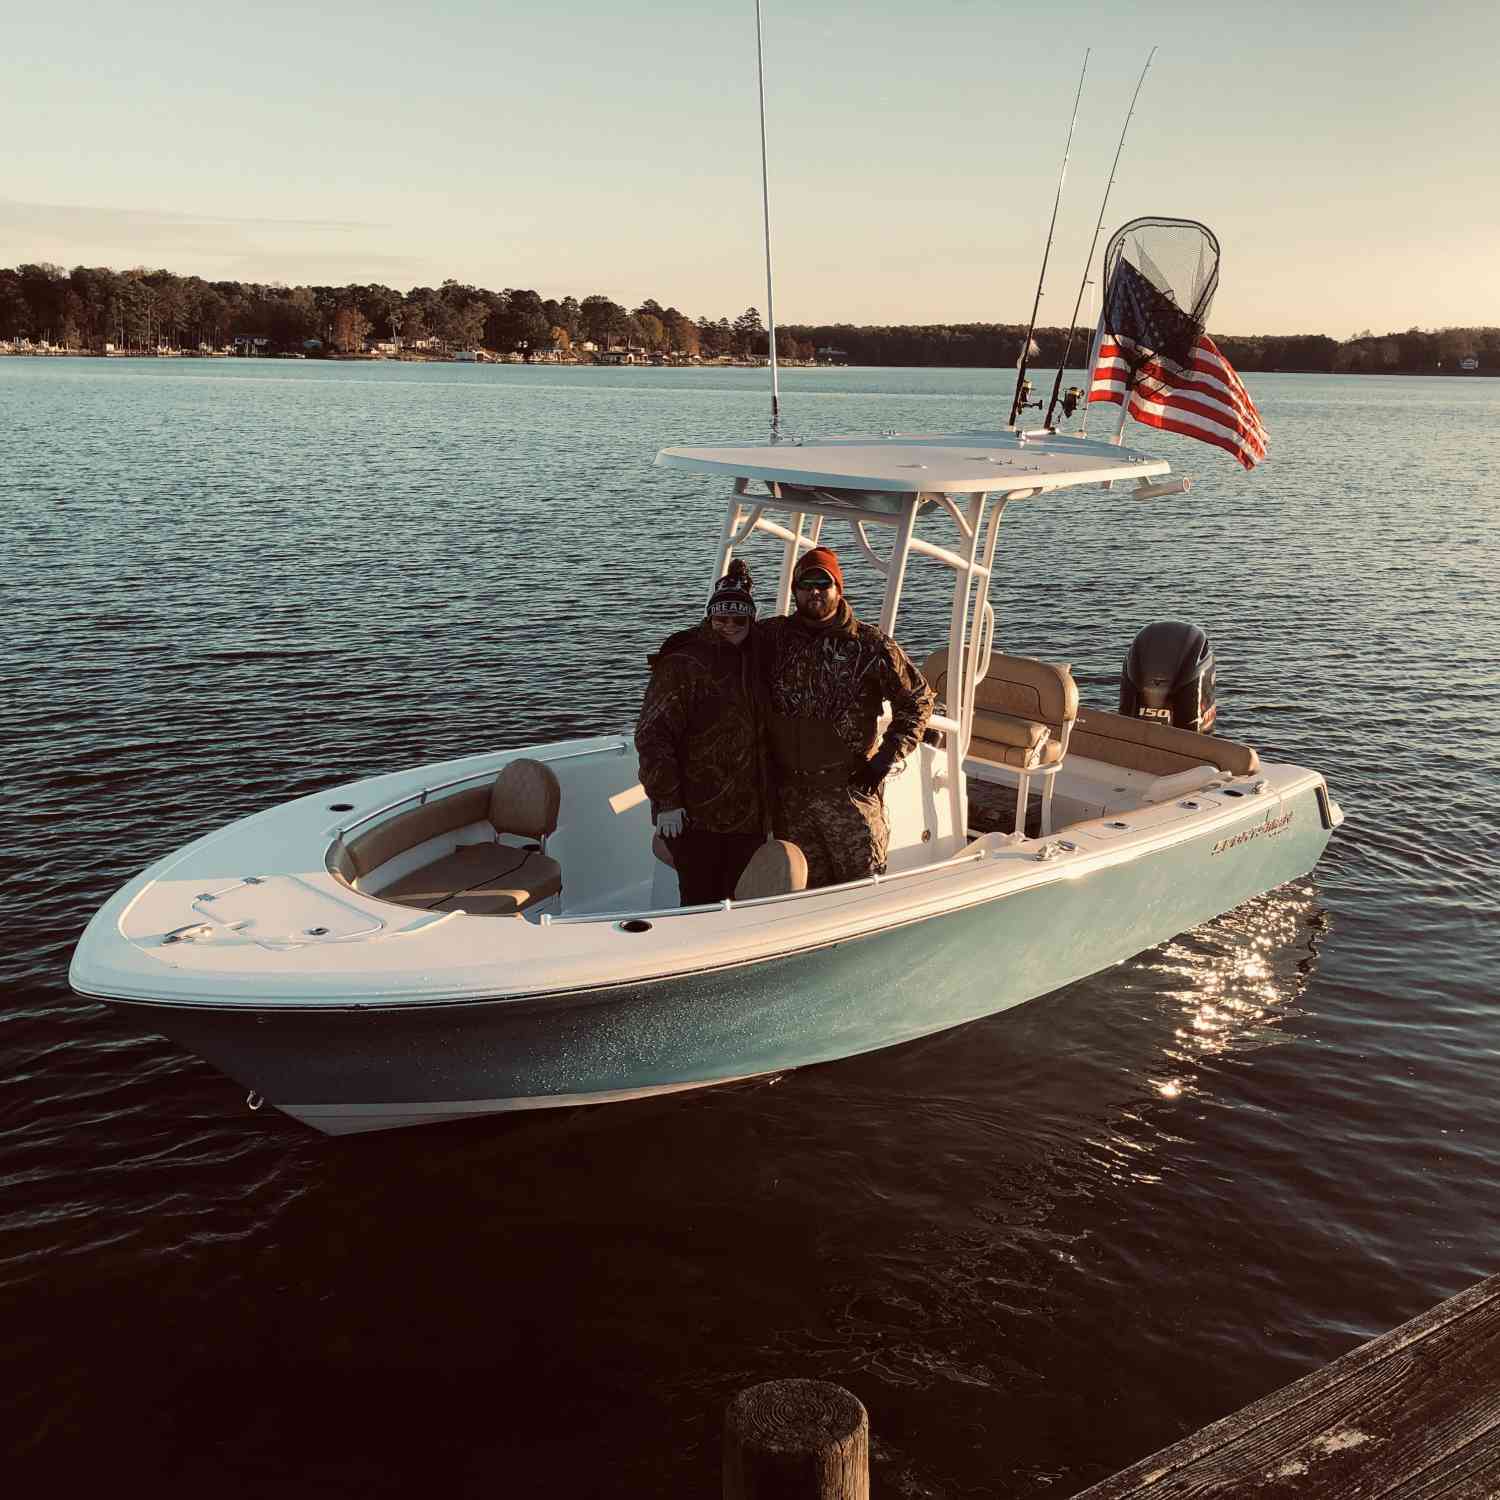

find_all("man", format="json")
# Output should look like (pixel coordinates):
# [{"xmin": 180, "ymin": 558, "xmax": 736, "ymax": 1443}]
[
  {"xmin": 757, "ymin": 546, "xmax": 934, "ymax": 889},
  {"xmin": 635, "ymin": 559, "xmax": 765, "ymax": 905}
]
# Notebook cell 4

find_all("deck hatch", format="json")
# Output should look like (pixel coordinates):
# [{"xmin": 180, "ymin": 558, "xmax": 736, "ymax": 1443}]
[{"xmin": 191, "ymin": 876, "xmax": 385, "ymax": 946}]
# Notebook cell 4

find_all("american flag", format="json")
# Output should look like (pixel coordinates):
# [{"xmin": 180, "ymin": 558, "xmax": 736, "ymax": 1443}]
[{"xmin": 1087, "ymin": 259, "xmax": 1268, "ymax": 470}]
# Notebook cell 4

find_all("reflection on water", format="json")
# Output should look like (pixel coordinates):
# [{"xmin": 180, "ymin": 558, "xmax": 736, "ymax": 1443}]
[{"xmin": 1146, "ymin": 883, "xmax": 1327, "ymax": 1096}]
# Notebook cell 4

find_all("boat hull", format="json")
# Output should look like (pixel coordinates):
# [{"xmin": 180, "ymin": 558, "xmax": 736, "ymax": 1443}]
[{"xmin": 102, "ymin": 780, "xmax": 1333, "ymax": 1134}]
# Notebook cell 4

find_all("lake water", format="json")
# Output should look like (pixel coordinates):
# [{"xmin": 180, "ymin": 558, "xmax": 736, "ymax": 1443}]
[{"xmin": 4, "ymin": 358, "xmax": 1499, "ymax": 1495}]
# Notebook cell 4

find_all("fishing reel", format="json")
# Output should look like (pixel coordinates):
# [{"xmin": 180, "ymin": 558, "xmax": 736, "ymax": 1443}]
[
  {"xmin": 1059, "ymin": 385, "xmax": 1084, "ymax": 419},
  {"xmin": 1014, "ymin": 377, "xmax": 1041, "ymax": 415}
]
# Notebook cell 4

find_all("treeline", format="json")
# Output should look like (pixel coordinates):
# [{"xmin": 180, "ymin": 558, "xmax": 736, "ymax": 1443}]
[
  {"xmin": 1, "ymin": 261, "xmax": 1495, "ymax": 372},
  {"xmin": 0, "ymin": 262, "xmax": 787, "ymax": 359},
  {"xmin": 778, "ymin": 323, "xmax": 1500, "ymax": 374}
]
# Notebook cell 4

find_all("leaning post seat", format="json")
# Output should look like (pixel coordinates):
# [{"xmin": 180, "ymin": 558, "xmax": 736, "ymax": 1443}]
[
  {"xmin": 333, "ymin": 758, "xmax": 562, "ymax": 916},
  {"xmin": 733, "ymin": 839, "xmax": 808, "ymax": 900},
  {"xmin": 922, "ymin": 649, "xmax": 1079, "ymax": 836},
  {"xmin": 650, "ymin": 833, "xmax": 809, "ymax": 901}
]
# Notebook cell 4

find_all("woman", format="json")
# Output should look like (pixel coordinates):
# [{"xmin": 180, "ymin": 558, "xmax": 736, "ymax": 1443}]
[{"xmin": 635, "ymin": 559, "xmax": 764, "ymax": 904}]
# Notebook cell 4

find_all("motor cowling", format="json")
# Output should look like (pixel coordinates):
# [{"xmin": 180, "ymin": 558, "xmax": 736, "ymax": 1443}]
[{"xmin": 1119, "ymin": 621, "xmax": 1217, "ymax": 733}]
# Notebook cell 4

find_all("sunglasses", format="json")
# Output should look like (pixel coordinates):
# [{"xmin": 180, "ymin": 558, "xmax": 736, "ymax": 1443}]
[{"xmin": 795, "ymin": 574, "xmax": 835, "ymax": 591}]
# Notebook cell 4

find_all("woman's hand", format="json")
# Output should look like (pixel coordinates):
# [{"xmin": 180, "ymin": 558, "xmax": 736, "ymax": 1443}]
[{"xmin": 655, "ymin": 808, "xmax": 687, "ymax": 838}]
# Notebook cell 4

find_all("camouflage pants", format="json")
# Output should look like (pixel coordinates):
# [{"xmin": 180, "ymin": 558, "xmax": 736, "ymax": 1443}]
[{"xmin": 776, "ymin": 783, "xmax": 889, "ymax": 890}]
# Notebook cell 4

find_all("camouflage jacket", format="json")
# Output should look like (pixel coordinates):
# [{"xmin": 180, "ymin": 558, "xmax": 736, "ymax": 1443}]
[
  {"xmin": 635, "ymin": 622, "xmax": 764, "ymax": 836},
  {"xmin": 756, "ymin": 601, "xmax": 935, "ymax": 773}
]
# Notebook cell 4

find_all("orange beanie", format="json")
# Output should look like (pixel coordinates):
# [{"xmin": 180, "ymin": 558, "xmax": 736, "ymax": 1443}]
[{"xmin": 795, "ymin": 546, "xmax": 844, "ymax": 591}]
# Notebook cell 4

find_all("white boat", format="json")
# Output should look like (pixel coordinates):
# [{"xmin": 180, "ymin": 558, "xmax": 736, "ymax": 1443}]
[{"xmin": 69, "ymin": 423, "xmax": 1341, "ymax": 1135}]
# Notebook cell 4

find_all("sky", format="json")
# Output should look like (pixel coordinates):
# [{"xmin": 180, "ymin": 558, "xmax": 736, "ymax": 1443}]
[{"xmin": 3, "ymin": 0, "xmax": 1496, "ymax": 338}]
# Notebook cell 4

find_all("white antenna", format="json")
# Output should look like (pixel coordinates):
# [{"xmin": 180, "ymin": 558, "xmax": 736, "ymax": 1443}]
[{"xmin": 754, "ymin": 0, "xmax": 782, "ymax": 442}]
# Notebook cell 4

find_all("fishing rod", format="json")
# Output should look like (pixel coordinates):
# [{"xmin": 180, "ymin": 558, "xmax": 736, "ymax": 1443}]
[
  {"xmin": 1008, "ymin": 51, "xmax": 1090, "ymax": 429},
  {"xmin": 1043, "ymin": 46, "xmax": 1156, "ymax": 430},
  {"xmin": 753, "ymin": 0, "xmax": 783, "ymax": 442}
]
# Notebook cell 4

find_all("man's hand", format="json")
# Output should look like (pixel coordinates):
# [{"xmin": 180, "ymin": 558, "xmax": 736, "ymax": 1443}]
[
  {"xmin": 850, "ymin": 745, "xmax": 897, "ymax": 796},
  {"xmin": 655, "ymin": 808, "xmax": 687, "ymax": 838}
]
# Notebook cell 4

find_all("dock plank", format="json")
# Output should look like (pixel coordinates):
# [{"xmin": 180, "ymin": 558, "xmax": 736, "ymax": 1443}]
[{"xmin": 1070, "ymin": 1274, "xmax": 1500, "ymax": 1498}]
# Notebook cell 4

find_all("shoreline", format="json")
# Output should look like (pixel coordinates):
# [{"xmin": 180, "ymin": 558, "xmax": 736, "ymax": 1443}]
[
  {"xmin": 1, "ymin": 347, "xmax": 1494, "ymax": 377},
  {"xmin": 0, "ymin": 346, "xmax": 814, "ymax": 369}
]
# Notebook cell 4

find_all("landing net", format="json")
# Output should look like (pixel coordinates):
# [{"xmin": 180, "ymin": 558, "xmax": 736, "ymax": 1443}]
[{"xmin": 1098, "ymin": 217, "xmax": 1220, "ymax": 379}]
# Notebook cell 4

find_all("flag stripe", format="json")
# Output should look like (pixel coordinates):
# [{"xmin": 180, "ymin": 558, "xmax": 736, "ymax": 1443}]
[
  {"xmin": 1108, "ymin": 336, "xmax": 1266, "ymax": 442},
  {"xmin": 1134, "ymin": 364, "xmax": 1263, "ymax": 430},
  {"xmin": 1095, "ymin": 342, "xmax": 1260, "ymax": 421},
  {"xmin": 1125, "ymin": 402, "xmax": 1265, "ymax": 469},
  {"xmin": 1127, "ymin": 383, "xmax": 1267, "ymax": 447},
  {"xmin": 1129, "ymin": 398, "xmax": 1264, "ymax": 454},
  {"xmin": 1087, "ymin": 331, "xmax": 1268, "ymax": 469},
  {"xmin": 1127, "ymin": 383, "xmax": 1267, "ymax": 464}
]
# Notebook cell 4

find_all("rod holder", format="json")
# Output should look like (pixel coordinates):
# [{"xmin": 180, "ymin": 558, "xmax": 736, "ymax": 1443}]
[{"xmin": 1132, "ymin": 477, "xmax": 1192, "ymax": 501}]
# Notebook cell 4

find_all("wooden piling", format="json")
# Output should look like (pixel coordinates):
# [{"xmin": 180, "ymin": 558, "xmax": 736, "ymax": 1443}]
[{"xmin": 723, "ymin": 1379, "xmax": 869, "ymax": 1500}]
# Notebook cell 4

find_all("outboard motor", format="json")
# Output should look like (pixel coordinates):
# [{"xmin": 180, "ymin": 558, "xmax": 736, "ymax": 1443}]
[{"xmin": 1120, "ymin": 621, "xmax": 1217, "ymax": 733}]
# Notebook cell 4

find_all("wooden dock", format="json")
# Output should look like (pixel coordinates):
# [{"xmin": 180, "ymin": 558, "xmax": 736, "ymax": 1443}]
[
  {"xmin": 722, "ymin": 1276, "xmax": 1500, "ymax": 1498},
  {"xmin": 1070, "ymin": 1272, "xmax": 1500, "ymax": 1497}
]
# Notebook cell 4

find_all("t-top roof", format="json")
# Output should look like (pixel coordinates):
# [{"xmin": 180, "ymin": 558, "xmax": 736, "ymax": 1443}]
[{"xmin": 655, "ymin": 427, "xmax": 1172, "ymax": 495}]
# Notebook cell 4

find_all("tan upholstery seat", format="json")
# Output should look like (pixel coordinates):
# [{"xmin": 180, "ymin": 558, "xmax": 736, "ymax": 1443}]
[
  {"xmin": 1071, "ymin": 709, "xmax": 1259, "ymax": 777},
  {"xmin": 923, "ymin": 649, "xmax": 1079, "ymax": 834},
  {"xmin": 651, "ymin": 833, "xmax": 807, "ymax": 900},
  {"xmin": 490, "ymin": 757, "xmax": 561, "ymax": 841},
  {"xmin": 342, "ymin": 785, "xmax": 491, "ymax": 880},
  {"xmin": 332, "ymin": 757, "xmax": 563, "ymax": 915},
  {"xmin": 380, "ymin": 844, "xmax": 562, "ymax": 915},
  {"xmin": 733, "ymin": 839, "xmax": 808, "ymax": 900},
  {"xmin": 970, "ymin": 710, "xmax": 1053, "ymax": 768}
]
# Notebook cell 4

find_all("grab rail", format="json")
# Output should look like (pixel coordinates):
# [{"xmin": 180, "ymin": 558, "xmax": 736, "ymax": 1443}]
[
  {"xmin": 974, "ymin": 603, "xmax": 995, "ymax": 687},
  {"xmin": 542, "ymin": 844, "xmax": 990, "ymax": 925}
]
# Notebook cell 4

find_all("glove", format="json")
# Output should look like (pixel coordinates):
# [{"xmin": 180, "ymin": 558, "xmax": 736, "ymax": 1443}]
[
  {"xmin": 850, "ymin": 745, "xmax": 898, "ymax": 796},
  {"xmin": 655, "ymin": 808, "xmax": 687, "ymax": 838}
]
